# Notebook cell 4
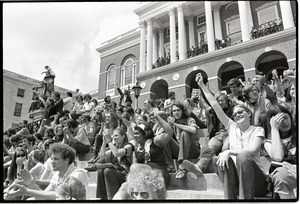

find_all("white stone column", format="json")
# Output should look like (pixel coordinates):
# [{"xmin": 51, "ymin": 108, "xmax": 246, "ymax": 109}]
[
  {"xmin": 246, "ymin": 1, "xmax": 254, "ymax": 30},
  {"xmin": 139, "ymin": 21, "xmax": 146, "ymax": 72},
  {"xmin": 187, "ymin": 16, "xmax": 195, "ymax": 48},
  {"xmin": 205, "ymin": 1, "xmax": 215, "ymax": 52},
  {"xmin": 238, "ymin": 1, "xmax": 251, "ymax": 42},
  {"xmin": 169, "ymin": 8, "xmax": 177, "ymax": 63},
  {"xmin": 146, "ymin": 18, "xmax": 153, "ymax": 70},
  {"xmin": 152, "ymin": 29, "xmax": 158, "ymax": 64},
  {"xmin": 158, "ymin": 28, "xmax": 165, "ymax": 57},
  {"xmin": 279, "ymin": 1, "xmax": 295, "ymax": 29},
  {"xmin": 213, "ymin": 6, "xmax": 222, "ymax": 40},
  {"xmin": 177, "ymin": 4, "xmax": 187, "ymax": 60}
]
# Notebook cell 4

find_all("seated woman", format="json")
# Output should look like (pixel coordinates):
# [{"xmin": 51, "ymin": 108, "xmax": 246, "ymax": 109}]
[
  {"xmin": 262, "ymin": 105, "xmax": 297, "ymax": 199},
  {"xmin": 95, "ymin": 128, "xmax": 133, "ymax": 200},
  {"xmin": 196, "ymin": 73, "xmax": 268, "ymax": 199},
  {"xmin": 131, "ymin": 110, "xmax": 173, "ymax": 186},
  {"xmin": 56, "ymin": 176, "xmax": 86, "ymax": 200},
  {"xmin": 4, "ymin": 147, "xmax": 29, "ymax": 187}
]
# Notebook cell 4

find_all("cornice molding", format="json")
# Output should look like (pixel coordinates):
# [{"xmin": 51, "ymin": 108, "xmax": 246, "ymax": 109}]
[
  {"xmin": 97, "ymin": 31, "xmax": 140, "ymax": 54},
  {"xmin": 224, "ymin": 14, "xmax": 240, "ymax": 23},
  {"xmin": 255, "ymin": 1, "xmax": 278, "ymax": 12}
]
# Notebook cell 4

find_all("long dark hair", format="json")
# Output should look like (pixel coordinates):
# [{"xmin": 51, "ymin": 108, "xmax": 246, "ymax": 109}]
[
  {"xmin": 262, "ymin": 105, "xmax": 296, "ymax": 140},
  {"xmin": 170, "ymin": 101, "xmax": 190, "ymax": 125},
  {"xmin": 7, "ymin": 147, "xmax": 28, "ymax": 182}
]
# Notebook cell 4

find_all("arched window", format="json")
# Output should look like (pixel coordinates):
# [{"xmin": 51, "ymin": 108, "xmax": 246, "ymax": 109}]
[
  {"xmin": 106, "ymin": 65, "xmax": 116, "ymax": 91},
  {"xmin": 120, "ymin": 58, "xmax": 136, "ymax": 87}
]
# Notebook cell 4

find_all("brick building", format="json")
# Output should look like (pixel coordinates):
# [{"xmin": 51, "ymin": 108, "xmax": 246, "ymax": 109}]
[{"xmin": 97, "ymin": 1, "xmax": 297, "ymax": 108}]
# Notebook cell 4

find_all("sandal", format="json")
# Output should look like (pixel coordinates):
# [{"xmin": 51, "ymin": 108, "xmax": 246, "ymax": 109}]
[
  {"xmin": 167, "ymin": 166, "xmax": 175, "ymax": 173},
  {"xmin": 175, "ymin": 168, "xmax": 187, "ymax": 179}
]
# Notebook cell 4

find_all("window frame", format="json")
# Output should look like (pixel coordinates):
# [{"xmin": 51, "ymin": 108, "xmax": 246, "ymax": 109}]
[
  {"xmin": 106, "ymin": 65, "xmax": 117, "ymax": 92},
  {"xmin": 225, "ymin": 17, "xmax": 242, "ymax": 40},
  {"xmin": 257, "ymin": 5, "xmax": 279, "ymax": 25},
  {"xmin": 197, "ymin": 14, "xmax": 206, "ymax": 26},
  {"xmin": 14, "ymin": 102, "xmax": 23, "ymax": 117},
  {"xmin": 17, "ymin": 88, "xmax": 25, "ymax": 97},
  {"xmin": 120, "ymin": 58, "xmax": 136, "ymax": 88}
]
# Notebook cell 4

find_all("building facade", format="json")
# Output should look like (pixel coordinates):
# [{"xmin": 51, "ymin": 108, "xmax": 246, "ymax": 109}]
[
  {"xmin": 97, "ymin": 1, "xmax": 297, "ymax": 108},
  {"xmin": 3, "ymin": 69, "xmax": 76, "ymax": 131}
]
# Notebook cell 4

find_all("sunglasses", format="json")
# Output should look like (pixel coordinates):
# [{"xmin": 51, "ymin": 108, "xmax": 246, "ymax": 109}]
[
  {"xmin": 16, "ymin": 154, "xmax": 25, "ymax": 158},
  {"xmin": 130, "ymin": 191, "xmax": 149, "ymax": 199},
  {"xmin": 232, "ymin": 110, "xmax": 246, "ymax": 118}
]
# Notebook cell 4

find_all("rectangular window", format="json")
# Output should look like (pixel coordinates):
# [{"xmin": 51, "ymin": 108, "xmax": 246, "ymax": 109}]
[
  {"xmin": 198, "ymin": 31, "xmax": 207, "ymax": 44},
  {"xmin": 197, "ymin": 15, "xmax": 206, "ymax": 26},
  {"xmin": 17, "ymin": 88, "xmax": 25, "ymax": 97},
  {"xmin": 120, "ymin": 67, "xmax": 125, "ymax": 87},
  {"xmin": 226, "ymin": 18, "xmax": 242, "ymax": 40},
  {"xmin": 257, "ymin": 5, "xmax": 278, "ymax": 25},
  {"xmin": 107, "ymin": 68, "xmax": 116, "ymax": 90},
  {"xmin": 14, "ymin": 103, "xmax": 22, "ymax": 117}
]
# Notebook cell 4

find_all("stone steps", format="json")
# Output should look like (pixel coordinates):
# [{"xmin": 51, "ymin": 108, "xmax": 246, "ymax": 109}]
[{"xmin": 167, "ymin": 189, "xmax": 224, "ymax": 200}]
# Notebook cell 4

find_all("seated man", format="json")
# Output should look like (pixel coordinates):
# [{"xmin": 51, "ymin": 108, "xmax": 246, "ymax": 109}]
[
  {"xmin": 4, "ymin": 143, "xmax": 89, "ymax": 200},
  {"xmin": 64, "ymin": 120, "xmax": 90, "ymax": 155}
]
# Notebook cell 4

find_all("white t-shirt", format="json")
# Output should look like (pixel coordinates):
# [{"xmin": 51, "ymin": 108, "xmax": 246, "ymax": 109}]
[
  {"xmin": 226, "ymin": 119, "xmax": 265, "ymax": 170},
  {"xmin": 50, "ymin": 163, "xmax": 89, "ymax": 191},
  {"xmin": 63, "ymin": 96, "xmax": 73, "ymax": 112}
]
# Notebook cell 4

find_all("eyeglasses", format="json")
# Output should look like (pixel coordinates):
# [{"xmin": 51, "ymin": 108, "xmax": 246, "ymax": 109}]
[
  {"xmin": 16, "ymin": 154, "xmax": 25, "ymax": 158},
  {"xmin": 232, "ymin": 110, "xmax": 246, "ymax": 118},
  {"xmin": 130, "ymin": 191, "xmax": 149, "ymax": 199}
]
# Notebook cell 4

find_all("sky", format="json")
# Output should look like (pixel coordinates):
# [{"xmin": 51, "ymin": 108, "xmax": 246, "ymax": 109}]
[{"xmin": 3, "ymin": 2, "xmax": 142, "ymax": 94}]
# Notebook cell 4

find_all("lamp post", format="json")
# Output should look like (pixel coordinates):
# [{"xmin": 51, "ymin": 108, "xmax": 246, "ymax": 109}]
[{"xmin": 132, "ymin": 81, "xmax": 142, "ymax": 109}]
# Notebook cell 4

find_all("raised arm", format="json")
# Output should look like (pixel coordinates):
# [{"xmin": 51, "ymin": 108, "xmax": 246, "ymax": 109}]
[
  {"xmin": 195, "ymin": 73, "xmax": 230, "ymax": 127},
  {"xmin": 153, "ymin": 111, "xmax": 174, "ymax": 147},
  {"xmin": 263, "ymin": 113, "xmax": 285, "ymax": 161}
]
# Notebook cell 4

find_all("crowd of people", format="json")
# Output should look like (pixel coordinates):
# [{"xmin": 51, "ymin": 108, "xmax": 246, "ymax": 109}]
[
  {"xmin": 3, "ymin": 66, "xmax": 297, "ymax": 200},
  {"xmin": 250, "ymin": 18, "xmax": 283, "ymax": 39}
]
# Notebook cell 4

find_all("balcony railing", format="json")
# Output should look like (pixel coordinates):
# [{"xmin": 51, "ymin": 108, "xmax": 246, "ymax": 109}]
[{"xmin": 4, "ymin": 118, "xmax": 43, "ymax": 137}]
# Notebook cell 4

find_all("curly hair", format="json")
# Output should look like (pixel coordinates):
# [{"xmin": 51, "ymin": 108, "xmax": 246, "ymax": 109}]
[
  {"xmin": 127, "ymin": 167, "xmax": 167, "ymax": 200},
  {"xmin": 170, "ymin": 101, "xmax": 190, "ymax": 119},
  {"xmin": 56, "ymin": 176, "xmax": 86, "ymax": 200},
  {"xmin": 49, "ymin": 143, "xmax": 76, "ymax": 165}
]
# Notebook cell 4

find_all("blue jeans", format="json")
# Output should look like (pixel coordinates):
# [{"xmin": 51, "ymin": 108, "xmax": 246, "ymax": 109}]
[{"xmin": 216, "ymin": 153, "xmax": 268, "ymax": 199}]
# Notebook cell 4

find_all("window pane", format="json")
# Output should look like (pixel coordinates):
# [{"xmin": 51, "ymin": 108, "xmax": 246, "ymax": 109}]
[
  {"xmin": 227, "ymin": 18, "xmax": 241, "ymax": 35},
  {"xmin": 107, "ymin": 66, "xmax": 116, "ymax": 90},
  {"xmin": 14, "ymin": 103, "xmax": 22, "ymax": 117},
  {"xmin": 258, "ymin": 6, "xmax": 278, "ymax": 24},
  {"xmin": 17, "ymin": 88, "xmax": 25, "ymax": 97}
]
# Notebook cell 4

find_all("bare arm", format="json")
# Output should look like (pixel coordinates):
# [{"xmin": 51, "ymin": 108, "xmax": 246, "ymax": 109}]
[
  {"xmin": 196, "ymin": 73, "xmax": 230, "ymax": 127},
  {"xmin": 264, "ymin": 113, "xmax": 285, "ymax": 161},
  {"xmin": 153, "ymin": 112, "xmax": 174, "ymax": 147}
]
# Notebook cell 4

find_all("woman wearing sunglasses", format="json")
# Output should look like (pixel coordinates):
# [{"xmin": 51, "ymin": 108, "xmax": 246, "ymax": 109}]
[
  {"xmin": 195, "ymin": 73, "xmax": 268, "ymax": 199},
  {"xmin": 4, "ymin": 147, "xmax": 29, "ymax": 187},
  {"xmin": 127, "ymin": 164, "xmax": 167, "ymax": 200}
]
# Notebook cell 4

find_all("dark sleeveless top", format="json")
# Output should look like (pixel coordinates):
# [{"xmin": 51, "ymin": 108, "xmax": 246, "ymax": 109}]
[{"xmin": 135, "ymin": 139, "xmax": 167, "ymax": 170}]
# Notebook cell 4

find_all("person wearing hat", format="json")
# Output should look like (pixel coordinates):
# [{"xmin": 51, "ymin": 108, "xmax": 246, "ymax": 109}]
[{"xmin": 63, "ymin": 92, "xmax": 74, "ymax": 112}]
